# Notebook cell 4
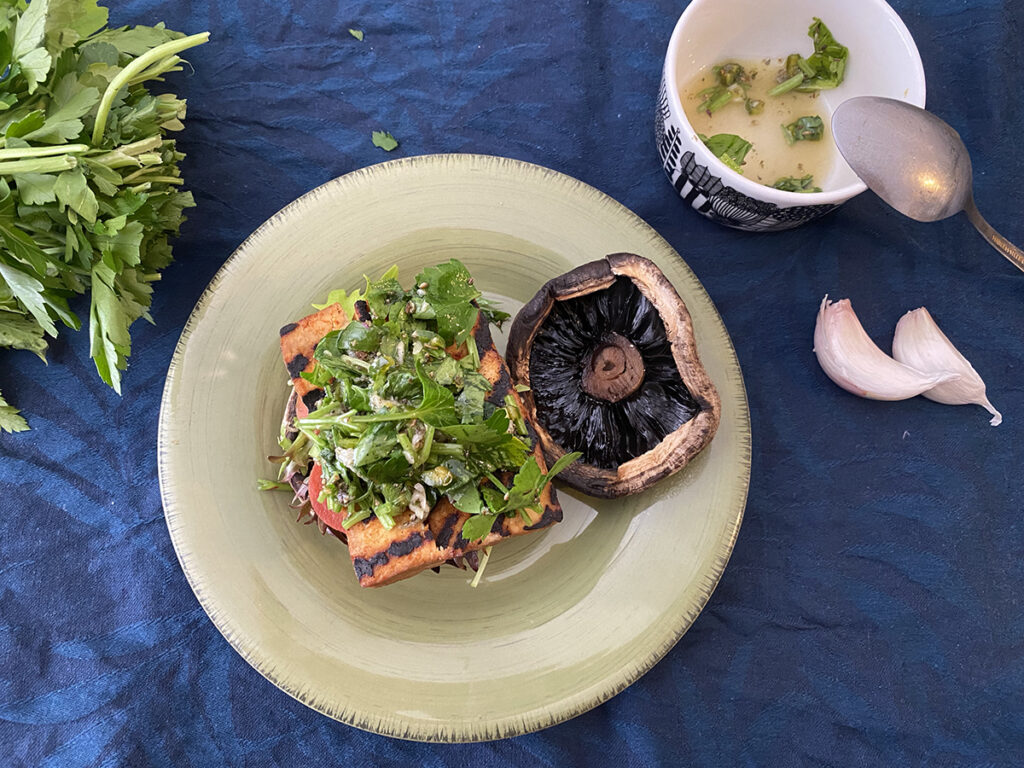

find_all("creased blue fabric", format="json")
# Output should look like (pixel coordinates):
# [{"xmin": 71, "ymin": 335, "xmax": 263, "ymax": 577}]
[{"xmin": 1, "ymin": 0, "xmax": 1023, "ymax": 765}]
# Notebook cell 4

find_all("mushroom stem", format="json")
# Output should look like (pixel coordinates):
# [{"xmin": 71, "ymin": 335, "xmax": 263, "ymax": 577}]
[{"xmin": 582, "ymin": 332, "xmax": 645, "ymax": 403}]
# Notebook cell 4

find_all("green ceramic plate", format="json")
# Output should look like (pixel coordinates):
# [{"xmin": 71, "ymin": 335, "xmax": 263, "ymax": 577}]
[{"xmin": 158, "ymin": 154, "xmax": 750, "ymax": 742}]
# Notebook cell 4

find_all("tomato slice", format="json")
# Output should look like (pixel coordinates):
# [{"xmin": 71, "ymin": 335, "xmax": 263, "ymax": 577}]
[{"xmin": 306, "ymin": 463, "xmax": 348, "ymax": 532}]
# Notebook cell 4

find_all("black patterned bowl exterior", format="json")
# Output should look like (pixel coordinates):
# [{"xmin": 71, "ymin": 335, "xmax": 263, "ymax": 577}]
[{"xmin": 656, "ymin": 78, "xmax": 840, "ymax": 232}]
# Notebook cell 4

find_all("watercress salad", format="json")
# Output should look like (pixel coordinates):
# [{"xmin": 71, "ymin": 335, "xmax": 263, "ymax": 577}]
[{"xmin": 272, "ymin": 260, "xmax": 579, "ymax": 544}]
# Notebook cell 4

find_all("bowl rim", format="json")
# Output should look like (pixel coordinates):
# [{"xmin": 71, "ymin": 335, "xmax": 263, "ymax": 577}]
[{"xmin": 663, "ymin": 0, "xmax": 927, "ymax": 207}]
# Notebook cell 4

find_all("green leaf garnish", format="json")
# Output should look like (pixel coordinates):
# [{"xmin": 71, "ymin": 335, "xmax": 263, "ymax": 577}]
[
  {"xmin": 544, "ymin": 451, "xmax": 583, "ymax": 481},
  {"xmin": 699, "ymin": 133, "xmax": 753, "ymax": 173},
  {"xmin": 781, "ymin": 115, "xmax": 824, "ymax": 144},
  {"xmin": 372, "ymin": 130, "xmax": 399, "ymax": 151},
  {"xmin": 460, "ymin": 513, "xmax": 496, "ymax": 543},
  {"xmin": 312, "ymin": 286, "xmax": 365, "ymax": 315},
  {"xmin": 772, "ymin": 175, "xmax": 822, "ymax": 193},
  {"xmin": 416, "ymin": 259, "xmax": 483, "ymax": 344},
  {"xmin": 696, "ymin": 62, "xmax": 752, "ymax": 115},
  {"xmin": 772, "ymin": 18, "xmax": 848, "ymax": 96},
  {"xmin": 714, "ymin": 62, "xmax": 749, "ymax": 88}
]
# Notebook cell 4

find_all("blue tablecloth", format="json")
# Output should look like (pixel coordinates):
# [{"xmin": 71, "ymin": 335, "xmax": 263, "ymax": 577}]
[{"xmin": 2, "ymin": 0, "xmax": 1022, "ymax": 764}]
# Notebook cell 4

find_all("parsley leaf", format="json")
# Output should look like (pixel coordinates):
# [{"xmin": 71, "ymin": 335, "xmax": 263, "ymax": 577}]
[
  {"xmin": 455, "ymin": 370, "xmax": 490, "ymax": 422},
  {"xmin": 13, "ymin": 0, "xmax": 52, "ymax": 94},
  {"xmin": 449, "ymin": 483, "xmax": 484, "ymax": 516},
  {"xmin": 0, "ymin": 258, "xmax": 57, "ymax": 336},
  {"xmin": 0, "ymin": 312, "xmax": 47, "ymax": 358},
  {"xmin": 416, "ymin": 259, "xmax": 483, "ymax": 344},
  {"xmin": 699, "ymin": 133, "xmax": 752, "ymax": 174},
  {"xmin": 311, "ymin": 285, "xmax": 365, "ymax": 315},
  {"xmin": 543, "ymin": 451, "xmax": 583, "ymax": 481},
  {"xmin": 371, "ymin": 130, "xmax": 399, "ymax": 151},
  {"xmin": 502, "ymin": 456, "xmax": 544, "ymax": 511},
  {"xmin": 459, "ymin": 512, "xmax": 496, "ymax": 543},
  {"xmin": 0, "ymin": 389, "xmax": 29, "ymax": 432}
]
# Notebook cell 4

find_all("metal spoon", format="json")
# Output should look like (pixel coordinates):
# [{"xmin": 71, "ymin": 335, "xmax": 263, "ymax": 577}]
[{"xmin": 831, "ymin": 96, "xmax": 1024, "ymax": 273}]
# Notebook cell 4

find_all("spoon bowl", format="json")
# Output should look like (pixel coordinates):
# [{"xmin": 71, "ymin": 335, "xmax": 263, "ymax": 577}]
[{"xmin": 832, "ymin": 96, "xmax": 1024, "ymax": 272}]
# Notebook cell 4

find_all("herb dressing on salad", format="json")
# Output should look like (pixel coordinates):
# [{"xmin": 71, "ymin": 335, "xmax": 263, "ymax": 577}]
[{"xmin": 265, "ymin": 260, "xmax": 579, "ymax": 544}]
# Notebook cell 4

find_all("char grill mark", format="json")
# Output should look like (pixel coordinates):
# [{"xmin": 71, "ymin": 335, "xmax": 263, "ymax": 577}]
[
  {"xmin": 352, "ymin": 531, "xmax": 428, "ymax": 582},
  {"xmin": 525, "ymin": 504, "xmax": 561, "ymax": 530},
  {"xmin": 435, "ymin": 513, "xmax": 458, "ymax": 549},
  {"xmin": 301, "ymin": 389, "xmax": 322, "ymax": 412},
  {"xmin": 353, "ymin": 300, "xmax": 372, "ymax": 322},
  {"xmin": 286, "ymin": 353, "xmax": 310, "ymax": 379}
]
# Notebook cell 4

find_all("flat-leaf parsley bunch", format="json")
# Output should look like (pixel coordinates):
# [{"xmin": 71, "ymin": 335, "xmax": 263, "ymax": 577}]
[{"xmin": 0, "ymin": 0, "xmax": 208, "ymax": 432}]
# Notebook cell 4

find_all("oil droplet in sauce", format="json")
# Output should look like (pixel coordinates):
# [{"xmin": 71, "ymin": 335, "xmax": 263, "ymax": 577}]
[{"xmin": 682, "ymin": 58, "xmax": 838, "ymax": 190}]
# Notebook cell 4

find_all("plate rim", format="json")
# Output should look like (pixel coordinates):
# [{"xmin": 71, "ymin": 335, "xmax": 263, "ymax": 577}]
[{"xmin": 157, "ymin": 152, "xmax": 751, "ymax": 742}]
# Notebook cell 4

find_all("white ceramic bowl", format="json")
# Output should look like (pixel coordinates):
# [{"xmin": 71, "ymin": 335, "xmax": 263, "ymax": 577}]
[{"xmin": 656, "ymin": 0, "xmax": 926, "ymax": 231}]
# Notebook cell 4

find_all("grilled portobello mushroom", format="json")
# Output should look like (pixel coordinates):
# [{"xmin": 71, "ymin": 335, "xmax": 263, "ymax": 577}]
[{"xmin": 505, "ymin": 253, "xmax": 721, "ymax": 498}]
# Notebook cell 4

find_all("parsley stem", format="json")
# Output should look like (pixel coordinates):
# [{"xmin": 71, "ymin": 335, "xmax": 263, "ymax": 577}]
[
  {"xmin": 486, "ymin": 472, "xmax": 509, "ymax": 495},
  {"xmin": 419, "ymin": 424, "xmax": 435, "ymax": 464},
  {"xmin": 92, "ymin": 32, "xmax": 210, "ymax": 145},
  {"xmin": 123, "ymin": 174, "xmax": 184, "ymax": 185},
  {"xmin": 338, "ymin": 354, "xmax": 371, "ymax": 372},
  {"xmin": 127, "ymin": 56, "xmax": 183, "ymax": 87},
  {"xmin": 349, "ymin": 411, "xmax": 414, "ymax": 423},
  {"xmin": 0, "ymin": 155, "xmax": 77, "ymax": 174},
  {"xmin": 429, "ymin": 442, "xmax": 463, "ymax": 457},
  {"xmin": 466, "ymin": 336, "xmax": 480, "ymax": 369},
  {"xmin": 296, "ymin": 418, "xmax": 359, "ymax": 435},
  {"xmin": 90, "ymin": 137, "xmax": 165, "ymax": 167},
  {"xmin": 0, "ymin": 143, "xmax": 88, "ymax": 160},
  {"xmin": 469, "ymin": 545, "xmax": 492, "ymax": 588}
]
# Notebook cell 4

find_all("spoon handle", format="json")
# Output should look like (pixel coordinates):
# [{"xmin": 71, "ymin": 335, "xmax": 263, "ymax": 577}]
[{"xmin": 964, "ymin": 197, "xmax": 1024, "ymax": 273}]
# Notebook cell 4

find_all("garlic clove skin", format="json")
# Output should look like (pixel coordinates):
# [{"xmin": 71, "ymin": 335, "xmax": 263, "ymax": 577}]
[
  {"xmin": 892, "ymin": 307, "xmax": 1002, "ymax": 426},
  {"xmin": 814, "ymin": 296, "xmax": 959, "ymax": 401}
]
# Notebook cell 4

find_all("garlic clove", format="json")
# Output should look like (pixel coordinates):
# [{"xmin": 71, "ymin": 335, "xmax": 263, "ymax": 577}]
[
  {"xmin": 814, "ymin": 296, "xmax": 959, "ymax": 401},
  {"xmin": 892, "ymin": 308, "xmax": 1002, "ymax": 426}
]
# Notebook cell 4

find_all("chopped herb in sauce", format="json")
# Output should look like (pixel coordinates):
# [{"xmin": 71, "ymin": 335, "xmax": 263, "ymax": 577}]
[
  {"xmin": 782, "ymin": 115, "xmax": 824, "ymax": 144},
  {"xmin": 772, "ymin": 175, "xmax": 822, "ymax": 193},
  {"xmin": 699, "ymin": 133, "xmax": 753, "ymax": 173},
  {"xmin": 769, "ymin": 18, "xmax": 848, "ymax": 95},
  {"xmin": 697, "ymin": 61, "xmax": 754, "ymax": 114}
]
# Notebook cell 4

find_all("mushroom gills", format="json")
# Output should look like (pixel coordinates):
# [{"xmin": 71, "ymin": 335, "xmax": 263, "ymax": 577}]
[{"xmin": 528, "ymin": 275, "xmax": 699, "ymax": 469}]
